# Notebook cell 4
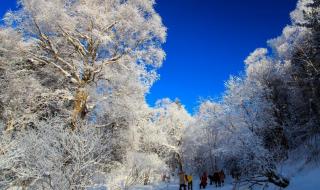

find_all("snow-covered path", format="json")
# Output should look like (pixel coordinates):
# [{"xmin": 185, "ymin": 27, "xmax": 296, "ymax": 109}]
[
  {"xmin": 155, "ymin": 182, "xmax": 233, "ymax": 190},
  {"xmin": 133, "ymin": 180, "xmax": 234, "ymax": 190}
]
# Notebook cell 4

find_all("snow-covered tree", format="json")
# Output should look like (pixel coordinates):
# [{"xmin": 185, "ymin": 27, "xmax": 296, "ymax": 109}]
[
  {"xmin": 0, "ymin": 0, "xmax": 169, "ymax": 189},
  {"xmin": 1, "ymin": 0, "xmax": 166, "ymax": 129},
  {"xmin": 143, "ymin": 98, "xmax": 193, "ymax": 172},
  {"xmin": 267, "ymin": 0, "xmax": 320, "ymax": 161},
  {"xmin": 0, "ymin": 120, "xmax": 112, "ymax": 190},
  {"xmin": 182, "ymin": 101, "xmax": 227, "ymax": 174}
]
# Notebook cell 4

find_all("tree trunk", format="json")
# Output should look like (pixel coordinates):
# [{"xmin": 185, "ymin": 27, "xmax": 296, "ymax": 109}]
[
  {"xmin": 177, "ymin": 153, "xmax": 183, "ymax": 172},
  {"xmin": 71, "ymin": 88, "xmax": 88, "ymax": 129}
]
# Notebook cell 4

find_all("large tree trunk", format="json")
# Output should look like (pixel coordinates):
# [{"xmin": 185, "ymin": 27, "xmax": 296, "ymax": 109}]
[
  {"xmin": 71, "ymin": 88, "xmax": 88, "ymax": 129},
  {"xmin": 176, "ymin": 153, "xmax": 183, "ymax": 172}
]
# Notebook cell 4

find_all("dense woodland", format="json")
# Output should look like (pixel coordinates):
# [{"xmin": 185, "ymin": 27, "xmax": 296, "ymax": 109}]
[{"xmin": 0, "ymin": 0, "xmax": 319, "ymax": 189}]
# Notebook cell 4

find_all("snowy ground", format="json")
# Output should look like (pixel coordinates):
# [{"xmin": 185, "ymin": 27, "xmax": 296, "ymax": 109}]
[
  {"xmin": 154, "ymin": 181, "xmax": 233, "ymax": 190},
  {"xmin": 132, "ymin": 179, "xmax": 234, "ymax": 190},
  {"xmin": 103, "ymin": 163, "xmax": 320, "ymax": 190},
  {"xmin": 131, "ymin": 165, "xmax": 320, "ymax": 190},
  {"xmin": 285, "ymin": 164, "xmax": 320, "ymax": 190}
]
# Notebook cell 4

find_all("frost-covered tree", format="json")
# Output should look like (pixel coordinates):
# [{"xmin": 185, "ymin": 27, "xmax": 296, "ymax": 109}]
[
  {"xmin": 184, "ymin": 80, "xmax": 290, "ymax": 188},
  {"xmin": 182, "ymin": 1, "xmax": 319, "ymax": 189},
  {"xmin": 0, "ymin": 0, "xmax": 169, "ymax": 189},
  {"xmin": 289, "ymin": 0, "xmax": 320, "ymax": 150},
  {"xmin": 242, "ymin": 48, "xmax": 290, "ymax": 161},
  {"xmin": 0, "ymin": 120, "xmax": 112, "ymax": 190},
  {"xmin": 0, "ymin": 0, "xmax": 166, "ymax": 129},
  {"xmin": 143, "ymin": 98, "xmax": 193, "ymax": 172},
  {"xmin": 267, "ymin": 0, "xmax": 320, "ymax": 161},
  {"xmin": 182, "ymin": 101, "xmax": 227, "ymax": 174}
]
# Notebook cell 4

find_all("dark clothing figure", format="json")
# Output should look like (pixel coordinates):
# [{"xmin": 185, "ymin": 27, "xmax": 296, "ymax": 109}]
[
  {"xmin": 186, "ymin": 175, "xmax": 193, "ymax": 190},
  {"xmin": 208, "ymin": 175, "xmax": 213, "ymax": 185},
  {"xmin": 187, "ymin": 180, "xmax": 193, "ymax": 190},
  {"xmin": 199, "ymin": 172, "xmax": 207, "ymax": 189},
  {"xmin": 179, "ymin": 184, "xmax": 187, "ymax": 190},
  {"xmin": 213, "ymin": 172, "xmax": 220, "ymax": 187},
  {"xmin": 231, "ymin": 169, "xmax": 241, "ymax": 181},
  {"xmin": 219, "ymin": 170, "xmax": 225, "ymax": 186},
  {"xmin": 179, "ymin": 172, "xmax": 187, "ymax": 190}
]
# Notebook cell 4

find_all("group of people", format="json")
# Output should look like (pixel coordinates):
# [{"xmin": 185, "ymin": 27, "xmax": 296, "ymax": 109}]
[
  {"xmin": 179, "ymin": 170, "xmax": 225, "ymax": 190},
  {"xmin": 199, "ymin": 170, "xmax": 225, "ymax": 189},
  {"xmin": 208, "ymin": 170, "xmax": 225, "ymax": 187}
]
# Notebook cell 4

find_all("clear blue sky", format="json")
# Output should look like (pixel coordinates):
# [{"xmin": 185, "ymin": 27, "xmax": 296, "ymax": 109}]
[
  {"xmin": 0, "ymin": 0, "xmax": 297, "ymax": 113},
  {"xmin": 151, "ymin": 0, "xmax": 297, "ymax": 113}
]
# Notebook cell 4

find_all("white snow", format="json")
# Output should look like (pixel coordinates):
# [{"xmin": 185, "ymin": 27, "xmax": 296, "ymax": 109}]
[
  {"xmin": 286, "ymin": 166, "xmax": 320, "ymax": 190},
  {"xmin": 129, "ymin": 166, "xmax": 320, "ymax": 190},
  {"xmin": 132, "ymin": 179, "xmax": 234, "ymax": 190}
]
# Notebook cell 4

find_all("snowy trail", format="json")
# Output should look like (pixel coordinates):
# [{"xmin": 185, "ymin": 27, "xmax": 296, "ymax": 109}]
[
  {"xmin": 158, "ymin": 183, "xmax": 233, "ymax": 190},
  {"xmin": 144, "ymin": 180, "xmax": 234, "ymax": 190}
]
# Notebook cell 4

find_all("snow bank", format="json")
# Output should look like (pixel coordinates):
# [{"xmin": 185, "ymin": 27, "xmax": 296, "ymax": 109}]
[{"xmin": 286, "ymin": 165, "xmax": 320, "ymax": 190}]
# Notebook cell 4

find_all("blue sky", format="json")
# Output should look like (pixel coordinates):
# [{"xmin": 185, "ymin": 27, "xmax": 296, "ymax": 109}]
[
  {"xmin": 0, "ymin": 0, "xmax": 297, "ymax": 113},
  {"xmin": 0, "ymin": 1, "xmax": 18, "ymax": 17},
  {"xmin": 150, "ymin": 0, "xmax": 297, "ymax": 113}
]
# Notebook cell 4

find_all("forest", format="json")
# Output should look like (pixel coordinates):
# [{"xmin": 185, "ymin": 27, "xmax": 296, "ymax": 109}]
[{"xmin": 0, "ymin": 0, "xmax": 319, "ymax": 189}]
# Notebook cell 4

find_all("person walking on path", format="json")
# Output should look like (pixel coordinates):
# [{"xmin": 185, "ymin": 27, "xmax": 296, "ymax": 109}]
[
  {"xmin": 213, "ymin": 171, "xmax": 220, "ymax": 187},
  {"xmin": 208, "ymin": 174, "xmax": 213, "ymax": 185},
  {"xmin": 219, "ymin": 170, "xmax": 225, "ymax": 186},
  {"xmin": 199, "ymin": 172, "xmax": 208, "ymax": 189},
  {"xmin": 179, "ymin": 171, "xmax": 187, "ymax": 190},
  {"xmin": 186, "ymin": 174, "xmax": 193, "ymax": 190}
]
